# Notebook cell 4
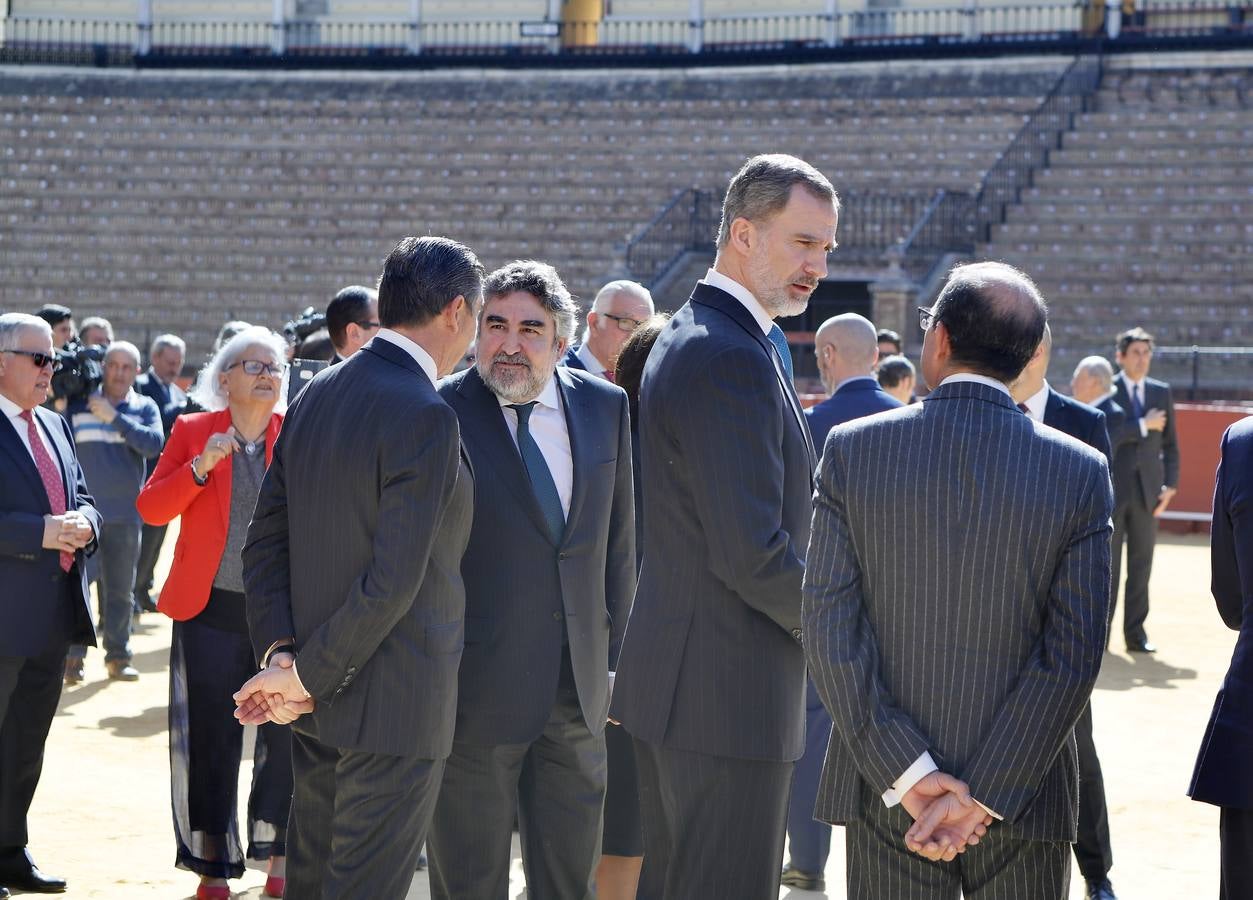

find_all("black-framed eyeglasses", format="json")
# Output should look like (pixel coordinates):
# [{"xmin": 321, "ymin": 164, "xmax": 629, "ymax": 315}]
[
  {"xmin": 600, "ymin": 312, "xmax": 644, "ymax": 333},
  {"xmin": 4, "ymin": 349, "xmax": 61, "ymax": 371},
  {"xmin": 356, "ymin": 320, "xmax": 381, "ymax": 331},
  {"xmin": 918, "ymin": 306, "xmax": 939, "ymax": 332},
  {"xmin": 226, "ymin": 359, "xmax": 285, "ymax": 377}
]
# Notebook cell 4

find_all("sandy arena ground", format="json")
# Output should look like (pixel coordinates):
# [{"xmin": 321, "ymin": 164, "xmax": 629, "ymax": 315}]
[{"xmin": 27, "ymin": 530, "xmax": 1230, "ymax": 899}]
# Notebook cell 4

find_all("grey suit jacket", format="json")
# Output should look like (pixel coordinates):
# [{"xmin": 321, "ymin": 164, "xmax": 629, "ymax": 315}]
[
  {"xmin": 611, "ymin": 281, "xmax": 816, "ymax": 762},
  {"xmin": 244, "ymin": 337, "xmax": 474, "ymax": 759},
  {"xmin": 803, "ymin": 379, "xmax": 1113, "ymax": 841},
  {"xmin": 1112, "ymin": 373, "xmax": 1180, "ymax": 509},
  {"xmin": 439, "ymin": 364, "xmax": 635, "ymax": 745}
]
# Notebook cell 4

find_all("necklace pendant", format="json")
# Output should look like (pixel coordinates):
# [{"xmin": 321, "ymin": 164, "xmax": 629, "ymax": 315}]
[{"xmin": 245, "ymin": 440, "xmax": 258, "ymax": 455}]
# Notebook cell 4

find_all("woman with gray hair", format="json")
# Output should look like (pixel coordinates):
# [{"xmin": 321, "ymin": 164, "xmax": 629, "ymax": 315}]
[{"xmin": 137, "ymin": 326, "xmax": 291, "ymax": 900}]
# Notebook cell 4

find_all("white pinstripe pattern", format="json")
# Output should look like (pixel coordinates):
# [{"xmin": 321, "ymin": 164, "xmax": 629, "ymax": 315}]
[{"xmin": 802, "ymin": 380, "xmax": 1113, "ymax": 867}]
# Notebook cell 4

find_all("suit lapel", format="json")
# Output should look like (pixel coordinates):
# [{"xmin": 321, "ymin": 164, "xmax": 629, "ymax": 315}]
[
  {"xmin": 208, "ymin": 409, "xmax": 234, "ymax": 533},
  {"xmin": 457, "ymin": 368, "xmax": 554, "ymax": 543},
  {"xmin": 0, "ymin": 413, "xmax": 50, "ymax": 512},
  {"xmin": 556, "ymin": 368, "xmax": 588, "ymax": 542}
]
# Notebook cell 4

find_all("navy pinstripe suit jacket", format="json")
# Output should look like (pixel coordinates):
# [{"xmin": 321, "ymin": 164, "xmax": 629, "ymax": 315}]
[{"xmin": 803, "ymin": 379, "xmax": 1113, "ymax": 841}]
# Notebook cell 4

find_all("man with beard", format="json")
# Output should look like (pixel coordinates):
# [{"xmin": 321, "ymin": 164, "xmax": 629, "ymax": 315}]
[
  {"xmin": 610, "ymin": 155, "xmax": 837, "ymax": 898},
  {"xmin": 429, "ymin": 261, "xmax": 635, "ymax": 899}
]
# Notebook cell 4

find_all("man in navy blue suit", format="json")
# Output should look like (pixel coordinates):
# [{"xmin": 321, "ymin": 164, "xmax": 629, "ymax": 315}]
[
  {"xmin": 1190, "ymin": 416, "xmax": 1253, "ymax": 899},
  {"xmin": 561, "ymin": 279, "xmax": 654, "ymax": 381},
  {"xmin": 0, "ymin": 313, "xmax": 101, "ymax": 896},
  {"xmin": 1012, "ymin": 326, "xmax": 1118, "ymax": 900},
  {"xmin": 782, "ymin": 313, "xmax": 901, "ymax": 892}
]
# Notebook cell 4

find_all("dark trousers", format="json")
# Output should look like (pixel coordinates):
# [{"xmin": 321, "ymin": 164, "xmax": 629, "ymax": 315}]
[
  {"xmin": 71, "ymin": 520, "xmax": 140, "ymax": 663},
  {"xmin": 0, "ymin": 641, "xmax": 67, "ymax": 853},
  {"xmin": 633, "ymin": 737, "xmax": 792, "ymax": 900},
  {"xmin": 786, "ymin": 678, "xmax": 834, "ymax": 875},
  {"xmin": 1073, "ymin": 701, "xmax": 1112, "ymax": 883},
  {"xmin": 428, "ymin": 668, "xmax": 607, "ymax": 900},
  {"xmin": 1111, "ymin": 496, "xmax": 1157, "ymax": 645},
  {"xmin": 288, "ymin": 731, "xmax": 443, "ymax": 900},
  {"xmin": 133, "ymin": 521, "xmax": 168, "ymax": 609},
  {"xmin": 170, "ymin": 616, "xmax": 292, "ymax": 879},
  {"xmin": 1220, "ymin": 806, "xmax": 1253, "ymax": 900},
  {"xmin": 845, "ymin": 783, "xmax": 1070, "ymax": 899}
]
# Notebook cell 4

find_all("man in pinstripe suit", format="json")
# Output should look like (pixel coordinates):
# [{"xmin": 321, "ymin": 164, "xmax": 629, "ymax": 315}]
[
  {"xmin": 803, "ymin": 262, "xmax": 1113, "ymax": 899},
  {"xmin": 236, "ymin": 236, "xmax": 483, "ymax": 900},
  {"xmin": 611, "ymin": 154, "xmax": 837, "ymax": 899}
]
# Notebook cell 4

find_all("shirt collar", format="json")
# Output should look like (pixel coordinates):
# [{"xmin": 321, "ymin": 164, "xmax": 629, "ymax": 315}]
[
  {"xmin": 834, "ymin": 374, "xmax": 879, "ymax": 393},
  {"xmin": 495, "ymin": 370, "xmax": 562, "ymax": 412},
  {"xmin": 938, "ymin": 372, "xmax": 1012, "ymax": 398},
  {"xmin": 0, "ymin": 391, "xmax": 26, "ymax": 422},
  {"xmin": 1093, "ymin": 389, "xmax": 1117, "ymax": 407},
  {"xmin": 1023, "ymin": 381, "xmax": 1050, "ymax": 421},
  {"xmin": 702, "ymin": 268, "xmax": 773, "ymax": 336},
  {"xmin": 147, "ymin": 366, "xmax": 170, "ymax": 388},
  {"xmin": 1124, "ymin": 374, "xmax": 1145, "ymax": 394},
  {"xmin": 374, "ymin": 328, "xmax": 438, "ymax": 385},
  {"xmin": 575, "ymin": 342, "xmax": 609, "ymax": 376}
]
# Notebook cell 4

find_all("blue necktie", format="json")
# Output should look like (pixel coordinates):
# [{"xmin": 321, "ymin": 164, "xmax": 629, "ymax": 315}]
[
  {"xmin": 1130, "ymin": 383, "xmax": 1144, "ymax": 419},
  {"xmin": 508, "ymin": 402, "xmax": 566, "ymax": 542},
  {"xmin": 767, "ymin": 324, "xmax": 794, "ymax": 383}
]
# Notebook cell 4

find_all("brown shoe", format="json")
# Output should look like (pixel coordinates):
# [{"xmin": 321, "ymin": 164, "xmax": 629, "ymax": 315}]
[
  {"xmin": 105, "ymin": 660, "xmax": 139, "ymax": 682},
  {"xmin": 63, "ymin": 658, "xmax": 84, "ymax": 685}
]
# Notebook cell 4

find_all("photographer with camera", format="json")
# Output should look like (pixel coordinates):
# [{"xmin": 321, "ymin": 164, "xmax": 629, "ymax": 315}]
[{"xmin": 63, "ymin": 342, "xmax": 163, "ymax": 684}]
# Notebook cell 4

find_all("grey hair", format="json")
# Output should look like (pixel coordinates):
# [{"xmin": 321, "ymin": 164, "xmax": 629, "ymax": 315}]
[
  {"xmin": 150, "ymin": 333, "xmax": 186, "ymax": 358},
  {"xmin": 482, "ymin": 260, "xmax": 578, "ymax": 344},
  {"xmin": 189, "ymin": 326, "xmax": 288, "ymax": 413},
  {"xmin": 105, "ymin": 341, "xmax": 142, "ymax": 367},
  {"xmin": 582, "ymin": 280, "xmax": 655, "ymax": 343},
  {"xmin": 0, "ymin": 313, "xmax": 53, "ymax": 352},
  {"xmin": 78, "ymin": 316, "xmax": 114, "ymax": 344},
  {"xmin": 716, "ymin": 154, "xmax": 839, "ymax": 248},
  {"xmin": 1073, "ymin": 355, "xmax": 1115, "ymax": 392}
]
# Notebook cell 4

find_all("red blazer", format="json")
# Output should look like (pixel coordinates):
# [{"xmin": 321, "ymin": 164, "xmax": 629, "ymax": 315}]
[{"xmin": 136, "ymin": 409, "xmax": 282, "ymax": 621}]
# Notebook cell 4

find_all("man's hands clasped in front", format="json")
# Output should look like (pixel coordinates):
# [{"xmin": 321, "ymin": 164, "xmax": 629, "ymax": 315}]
[{"xmin": 233, "ymin": 652, "xmax": 315, "ymax": 727}]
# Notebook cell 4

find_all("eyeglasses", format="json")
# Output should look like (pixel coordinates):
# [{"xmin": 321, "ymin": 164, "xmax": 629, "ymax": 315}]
[
  {"xmin": 600, "ymin": 312, "xmax": 643, "ymax": 333},
  {"xmin": 918, "ymin": 306, "xmax": 939, "ymax": 332},
  {"xmin": 4, "ymin": 349, "xmax": 61, "ymax": 371},
  {"xmin": 356, "ymin": 321, "xmax": 381, "ymax": 331},
  {"xmin": 226, "ymin": 359, "xmax": 285, "ymax": 377}
]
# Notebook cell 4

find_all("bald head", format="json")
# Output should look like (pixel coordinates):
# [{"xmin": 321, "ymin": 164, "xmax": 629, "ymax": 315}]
[
  {"xmin": 815, "ymin": 313, "xmax": 879, "ymax": 393},
  {"xmin": 1071, "ymin": 355, "xmax": 1115, "ymax": 404}
]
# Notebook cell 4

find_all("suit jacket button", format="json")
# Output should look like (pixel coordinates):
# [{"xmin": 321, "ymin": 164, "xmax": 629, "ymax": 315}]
[
  {"xmin": 347, "ymin": 666, "xmax": 357, "ymax": 674},
  {"xmin": 558, "ymin": 552, "xmax": 568, "ymax": 561},
  {"xmin": 792, "ymin": 628, "xmax": 803, "ymax": 641},
  {"xmin": 552, "ymin": 611, "xmax": 564, "ymax": 621}
]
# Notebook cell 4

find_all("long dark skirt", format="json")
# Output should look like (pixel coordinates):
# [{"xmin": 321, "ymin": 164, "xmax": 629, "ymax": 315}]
[{"xmin": 169, "ymin": 590, "xmax": 292, "ymax": 879}]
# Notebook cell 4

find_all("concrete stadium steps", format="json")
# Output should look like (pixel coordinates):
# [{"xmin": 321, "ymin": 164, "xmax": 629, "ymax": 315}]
[{"xmin": 977, "ymin": 56, "xmax": 1253, "ymax": 395}]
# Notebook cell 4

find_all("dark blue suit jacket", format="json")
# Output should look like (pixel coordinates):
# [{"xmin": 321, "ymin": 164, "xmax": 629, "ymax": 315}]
[
  {"xmin": 0, "ymin": 405, "xmax": 100, "ymax": 656},
  {"xmin": 1042, "ymin": 387, "xmax": 1111, "ymax": 463},
  {"xmin": 1190, "ymin": 416, "xmax": 1253, "ymax": 809},
  {"xmin": 805, "ymin": 377, "xmax": 902, "ymax": 453},
  {"xmin": 440, "ymin": 365, "xmax": 636, "ymax": 745},
  {"xmin": 561, "ymin": 346, "xmax": 587, "ymax": 372},
  {"xmin": 136, "ymin": 368, "xmax": 187, "ymax": 477}
]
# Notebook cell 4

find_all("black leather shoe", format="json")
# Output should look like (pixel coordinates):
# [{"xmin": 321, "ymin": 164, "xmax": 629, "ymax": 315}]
[
  {"xmin": 781, "ymin": 865, "xmax": 825, "ymax": 891},
  {"xmin": 1126, "ymin": 639, "xmax": 1157, "ymax": 653},
  {"xmin": 0, "ymin": 886, "xmax": 10, "ymax": 898},
  {"xmin": 0, "ymin": 859, "xmax": 67, "ymax": 894},
  {"xmin": 1086, "ymin": 877, "xmax": 1117, "ymax": 899}
]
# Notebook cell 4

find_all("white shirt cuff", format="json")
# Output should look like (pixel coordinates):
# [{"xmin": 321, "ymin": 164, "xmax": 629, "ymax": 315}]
[
  {"xmin": 882, "ymin": 751, "xmax": 937, "ymax": 807},
  {"xmin": 1139, "ymin": 418, "xmax": 1148, "ymax": 437}
]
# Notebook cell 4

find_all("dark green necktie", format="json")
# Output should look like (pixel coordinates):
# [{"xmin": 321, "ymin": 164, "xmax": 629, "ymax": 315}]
[{"xmin": 507, "ymin": 401, "xmax": 566, "ymax": 542}]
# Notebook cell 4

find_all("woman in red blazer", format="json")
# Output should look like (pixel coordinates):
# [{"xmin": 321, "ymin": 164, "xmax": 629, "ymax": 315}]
[{"xmin": 137, "ymin": 327, "xmax": 291, "ymax": 900}]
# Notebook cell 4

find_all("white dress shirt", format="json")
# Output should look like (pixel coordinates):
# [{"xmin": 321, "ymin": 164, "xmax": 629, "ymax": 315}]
[
  {"xmin": 0, "ymin": 391, "xmax": 64, "ymax": 481},
  {"xmin": 1021, "ymin": 381, "xmax": 1050, "ymax": 422},
  {"xmin": 373, "ymin": 329, "xmax": 438, "ymax": 385},
  {"xmin": 575, "ymin": 342, "xmax": 610, "ymax": 379},
  {"xmin": 938, "ymin": 372, "xmax": 1012, "ymax": 398},
  {"xmin": 496, "ymin": 374, "xmax": 574, "ymax": 519}
]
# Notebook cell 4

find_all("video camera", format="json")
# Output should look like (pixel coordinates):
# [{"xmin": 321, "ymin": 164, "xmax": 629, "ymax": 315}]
[
  {"xmin": 51, "ymin": 339, "xmax": 105, "ymax": 404},
  {"xmin": 283, "ymin": 307, "xmax": 327, "ymax": 346}
]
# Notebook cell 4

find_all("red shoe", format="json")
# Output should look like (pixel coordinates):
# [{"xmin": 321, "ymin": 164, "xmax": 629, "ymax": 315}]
[
  {"xmin": 264, "ymin": 875, "xmax": 285, "ymax": 898},
  {"xmin": 195, "ymin": 882, "xmax": 230, "ymax": 900}
]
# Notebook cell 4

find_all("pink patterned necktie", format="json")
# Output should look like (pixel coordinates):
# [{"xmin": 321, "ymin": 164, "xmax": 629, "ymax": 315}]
[
  {"xmin": 602, "ymin": 369, "xmax": 616, "ymax": 384},
  {"xmin": 20, "ymin": 410, "xmax": 73, "ymax": 572}
]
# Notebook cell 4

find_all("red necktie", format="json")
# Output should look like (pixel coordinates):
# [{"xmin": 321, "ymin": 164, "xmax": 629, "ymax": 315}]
[
  {"xmin": 20, "ymin": 410, "xmax": 73, "ymax": 572},
  {"xmin": 603, "ymin": 369, "xmax": 616, "ymax": 384}
]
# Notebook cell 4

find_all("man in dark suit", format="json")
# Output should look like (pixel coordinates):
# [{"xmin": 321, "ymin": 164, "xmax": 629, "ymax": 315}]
[
  {"xmin": 325, "ymin": 284, "xmax": 380, "ymax": 364},
  {"xmin": 132, "ymin": 333, "xmax": 186, "ymax": 614},
  {"xmin": 1110, "ymin": 327, "xmax": 1180, "ymax": 653},
  {"xmin": 428, "ymin": 261, "xmax": 635, "ymax": 899},
  {"xmin": 235, "ymin": 236, "xmax": 483, "ymax": 900},
  {"xmin": 783, "ymin": 312, "xmax": 900, "ymax": 892},
  {"xmin": 1189, "ymin": 416, "xmax": 1253, "ymax": 899},
  {"xmin": 561, "ymin": 279, "xmax": 654, "ymax": 380},
  {"xmin": 0, "ymin": 312, "xmax": 102, "ymax": 896},
  {"xmin": 611, "ymin": 154, "xmax": 837, "ymax": 898},
  {"xmin": 804, "ymin": 262, "xmax": 1112, "ymax": 898},
  {"xmin": 1071, "ymin": 356, "xmax": 1138, "ymax": 460},
  {"xmin": 1012, "ymin": 328, "xmax": 1118, "ymax": 900}
]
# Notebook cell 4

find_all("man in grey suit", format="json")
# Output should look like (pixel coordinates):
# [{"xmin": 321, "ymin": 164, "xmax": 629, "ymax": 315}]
[
  {"xmin": 428, "ymin": 260, "xmax": 635, "ymax": 900},
  {"xmin": 611, "ymin": 154, "xmax": 837, "ymax": 898},
  {"xmin": 235, "ymin": 236, "xmax": 483, "ymax": 900},
  {"xmin": 804, "ymin": 262, "xmax": 1113, "ymax": 898},
  {"xmin": 1110, "ymin": 327, "xmax": 1179, "ymax": 653}
]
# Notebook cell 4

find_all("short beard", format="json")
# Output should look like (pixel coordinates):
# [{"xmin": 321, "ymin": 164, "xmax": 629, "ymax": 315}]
[
  {"xmin": 747, "ymin": 251, "xmax": 813, "ymax": 319},
  {"xmin": 477, "ymin": 351, "xmax": 553, "ymax": 404}
]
